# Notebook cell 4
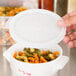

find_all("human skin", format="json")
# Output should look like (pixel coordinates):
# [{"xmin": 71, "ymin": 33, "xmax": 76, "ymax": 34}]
[{"xmin": 57, "ymin": 11, "xmax": 76, "ymax": 48}]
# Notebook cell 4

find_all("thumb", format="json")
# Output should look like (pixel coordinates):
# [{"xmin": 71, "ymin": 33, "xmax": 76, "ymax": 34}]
[{"xmin": 57, "ymin": 14, "xmax": 76, "ymax": 27}]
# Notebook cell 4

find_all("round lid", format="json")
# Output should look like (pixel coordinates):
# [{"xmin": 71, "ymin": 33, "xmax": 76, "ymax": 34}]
[{"xmin": 9, "ymin": 9, "xmax": 66, "ymax": 48}]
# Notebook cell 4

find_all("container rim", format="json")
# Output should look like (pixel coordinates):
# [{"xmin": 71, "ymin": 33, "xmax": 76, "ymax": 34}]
[{"xmin": 10, "ymin": 44, "xmax": 63, "ymax": 65}]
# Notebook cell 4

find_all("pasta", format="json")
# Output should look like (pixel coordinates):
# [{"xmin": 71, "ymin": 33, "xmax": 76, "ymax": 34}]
[
  {"xmin": 0, "ymin": 6, "xmax": 27, "ymax": 16},
  {"xmin": 13, "ymin": 48, "xmax": 60, "ymax": 63}
]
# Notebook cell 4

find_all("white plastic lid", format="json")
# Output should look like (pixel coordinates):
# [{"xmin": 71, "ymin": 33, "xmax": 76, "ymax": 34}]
[{"xmin": 9, "ymin": 9, "xmax": 66, "ymax": 48}]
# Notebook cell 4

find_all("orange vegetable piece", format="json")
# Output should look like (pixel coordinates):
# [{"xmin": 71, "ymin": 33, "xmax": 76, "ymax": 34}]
[
  {"xmin": 40, "ymin": 56, "xmax": 47, "ymax": 63},
  {"xmin": 14, "ymin": 8, "xmax": 19, "ymax": 11},
  {"xmin": 13, "ymin": 52, "xmax": 17, "ymax": 58},
  {"xmin": 9, "ymin": 11, "xmax": 15, "ymax": 16},
  {"xmin": 34, "ymin": 60, "xmax": 39, "ymax": 63},
  {"xmin": 33, "ymin": 53, "xmax": 39, "ymax": 63},
  {"xmin": 19, "ymin": 7, "xmax": 26, "ymax": 12},
  {"xmin": 43, "ymin": 51, "xmax": 47, "ymax": 55},
  {"xmin": 28, "ymin": 57, "xmax": 35, "ymax": 63},
  {"xmin": 14, "ymin": 8, "xmax": 19, "ymax": 13},
  {"xmin": 33, "ymin": 53, "xmax": 39, "ymax": 61},
  {"xmin": 18, "ymin": 51, "xmax": 23, "ymax": 55},
  {"xmin": 22, "ymin": 53, "xmax": 25, "ymax": 56},
  {"xmin": 7, "ymin": 7, "xmax": 11, "ymax": 11},
  {"xmin": 53, "ymin": 51, "xmax": 60, "ymax": 56}
]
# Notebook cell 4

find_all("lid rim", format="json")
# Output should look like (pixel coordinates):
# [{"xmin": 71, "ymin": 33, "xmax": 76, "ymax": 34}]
[{"xmin": 9, "ymin": 9, "xmax": 66, "ymax": 47}]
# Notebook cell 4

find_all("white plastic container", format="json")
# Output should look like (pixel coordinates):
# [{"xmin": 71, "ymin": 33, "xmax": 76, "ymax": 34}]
[{"xmin": 3, "ymin": 9, "xmax": 69, "ymax": 76}]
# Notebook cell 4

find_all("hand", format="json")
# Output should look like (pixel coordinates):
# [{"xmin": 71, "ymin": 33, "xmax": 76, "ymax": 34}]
[{"xmin": 57, "ymin": 11, "xmax": 76, "ymax": 48}]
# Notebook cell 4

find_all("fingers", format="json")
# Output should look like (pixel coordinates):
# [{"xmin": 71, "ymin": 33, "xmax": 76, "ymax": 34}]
[
  {"xmin": 63, "ymin": 37, "xmax": 76, "ymax": 48},
  {"xmin": 63, "ymin": 11, "xmax": 76, "ymax": 19},
  {"xmin": 68, "ymin": 40, "xmax": 76, "ymax": 48},
  {"xmin": 63, "ymin": 32, "xmax": 76, "ymax": 43},
  {"xmin": 63, "ymin": 15, "xmax": 76, "ymax": 26},
  {"xmin": 66, "ymin": 24, "xmax": 76, "ymax": 34},
  {"xmin": 63, "ymin": 32, "xmax": 76, "ymax": 48},
  {"xmin": 57, "ymin": 11, "xmax": 76, "ymax": 48},
  {"xmin": 57, "ymin": 11, "xmax": 76, "ymax": 27},
  {"xmin": 66, "ymin": 25, "xmax": 73, "ymax": 34}
]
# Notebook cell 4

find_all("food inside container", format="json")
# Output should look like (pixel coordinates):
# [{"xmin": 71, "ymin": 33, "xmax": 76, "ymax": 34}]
[
  {"xmin": 0, "ymin": 6, "xmax": 27, "ymax": 28},
  {"xmin": 13, "ymin": 48, "xmax": 60, "ymax": 63},
  {"xmin": 0, "ymin": 6, "xmax": 27, "ymax": 16},
  {"xmin": 0, "ymin": 6, "xmax": 27, "ymax": 27}
]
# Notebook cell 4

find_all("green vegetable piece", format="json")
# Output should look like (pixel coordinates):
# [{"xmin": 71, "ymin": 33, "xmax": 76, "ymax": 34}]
[
  {"xmin": 47, "ymin": 50, "xmax": 52, "ymax": 54},
  {"xmin": 24, "ymin": 51, "xmax": 33, "ymax": 57},
  {"xmin": 43, "ymin": 56, "xmax": 51, "ymax": 61},
  {"xmin": 16, "ymin": 56, "xmax": 28, "ymax": 62},
  {"xmin": 35, "ymin": 48, "xmax": 40, "ymax": 52}
]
